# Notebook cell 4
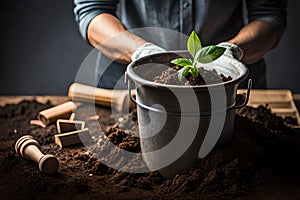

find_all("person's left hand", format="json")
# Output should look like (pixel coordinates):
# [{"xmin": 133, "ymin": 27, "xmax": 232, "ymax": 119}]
[{"xmin": 217, "ymin": 42, "xmax": 243, "ymax": 60}]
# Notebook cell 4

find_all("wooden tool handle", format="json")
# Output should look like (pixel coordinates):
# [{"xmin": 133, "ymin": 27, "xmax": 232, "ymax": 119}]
[
  {"xmin": 68, "ymin": 83, "xmax": 136, "ymax": 112},
  {"xmin": 38, "ymin": 101, "xmax": 76, "ymax": 126}
]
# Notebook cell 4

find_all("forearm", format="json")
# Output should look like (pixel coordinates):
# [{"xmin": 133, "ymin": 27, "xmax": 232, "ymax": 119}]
[
  {"xmin": 228, "ymin": 20, "xmax": 278, "ymax": 65},
  {"xmin": 87, "ymin": 13, "xmax": 147, "ymax": 63}
]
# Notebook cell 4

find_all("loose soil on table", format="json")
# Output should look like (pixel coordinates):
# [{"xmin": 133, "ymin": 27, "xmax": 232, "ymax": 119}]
[
  {"xmin": 153, "ymin": 66, "xmax": 232, "ymax": 86},
  {"xmin": 1, "ymin": 99, "xmax": 300, "ymax": 199}
]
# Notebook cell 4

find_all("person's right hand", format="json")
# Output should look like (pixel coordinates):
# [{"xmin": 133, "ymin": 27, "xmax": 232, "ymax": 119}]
[{"xmin": 131, "ymin": 43, "xmax": 166, "ymax": 61}]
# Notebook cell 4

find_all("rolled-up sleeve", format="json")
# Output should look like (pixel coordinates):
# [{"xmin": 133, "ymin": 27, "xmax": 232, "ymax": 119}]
[
  {"xmin": 246, "ymin": 0, "xmax": 287, "ymax": 39},
  {"xmin": 73, "ymin": 0, "xmax": 119, "ymax": 41}
]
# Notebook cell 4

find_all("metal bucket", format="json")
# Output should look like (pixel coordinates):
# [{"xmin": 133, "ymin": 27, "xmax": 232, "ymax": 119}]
[{"xmin": 125, "ymin": 51, "xmax": 251, "ymax": 178}]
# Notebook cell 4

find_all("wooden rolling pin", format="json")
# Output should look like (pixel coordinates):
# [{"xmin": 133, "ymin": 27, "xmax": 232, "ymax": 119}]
[{"xmin": 68, "ymin": 83, "xmax": 136, "ymax": 113}]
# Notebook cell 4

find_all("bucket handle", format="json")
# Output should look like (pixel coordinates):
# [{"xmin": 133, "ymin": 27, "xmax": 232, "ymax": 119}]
[
  {"xmin": 126, "ymin": 73, "xmax": 252, "ymax": 116},
  {"xmin": 229, "ymin": 78, "xmax": 252, "ymax": 110}
]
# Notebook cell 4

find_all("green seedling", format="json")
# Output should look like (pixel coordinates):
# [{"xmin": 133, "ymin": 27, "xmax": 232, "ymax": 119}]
[{"xmin": 171, "ymin": 31, "xmax": 226, "ymax": 81}]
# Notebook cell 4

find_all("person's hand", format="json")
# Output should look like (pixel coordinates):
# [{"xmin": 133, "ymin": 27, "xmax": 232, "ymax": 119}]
[
  {"xmin": 131, "ymin": 43, "xmax": 166, "ymax": 61},
  {"xmin": 217, "ymin": 42, "xmax": 243, "ymax": 60}
]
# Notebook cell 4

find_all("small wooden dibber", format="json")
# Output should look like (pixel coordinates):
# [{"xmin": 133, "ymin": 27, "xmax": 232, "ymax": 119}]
[
  {"xmin": 38, "ymin": 101, "xmax": 77, "ymax": 126},
  {"xmin": 15, "ymin": 135, "xmax": 60, "ymax": 174}
]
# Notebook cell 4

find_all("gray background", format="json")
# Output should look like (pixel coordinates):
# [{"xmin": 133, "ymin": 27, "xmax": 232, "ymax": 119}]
[{"xmin": 1, "ymin": 0, "xmax": 299, "ymax": 95}]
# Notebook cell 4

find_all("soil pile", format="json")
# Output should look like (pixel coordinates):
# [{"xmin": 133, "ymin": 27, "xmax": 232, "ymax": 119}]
[{"xmin": 0, "ymin": 100, "xmax": 300, "ymax": 199}]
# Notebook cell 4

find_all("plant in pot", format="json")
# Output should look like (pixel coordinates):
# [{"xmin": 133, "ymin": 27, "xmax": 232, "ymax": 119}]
[{"xmin": 125, "ymin": 31, "xmax": 252, "ymax": 179}]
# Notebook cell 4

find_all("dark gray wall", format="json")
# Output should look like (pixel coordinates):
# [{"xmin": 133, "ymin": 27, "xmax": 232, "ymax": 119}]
[
  {"xmin": 0, "ymin": 0, "xmax": 92, "ymax": 95},
  {"xmin": 265, "ymin": 0, "xmax": 300, "ymax": 92},
  {"xmin": 1, "ymin": 0, "xmax": 299, "ymax": 95}
]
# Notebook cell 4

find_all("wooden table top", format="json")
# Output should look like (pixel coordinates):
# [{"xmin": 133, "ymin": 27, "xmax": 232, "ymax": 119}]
[{"xmin": 0, "ymin": 96, "xmax": 68, "ymax": 107}]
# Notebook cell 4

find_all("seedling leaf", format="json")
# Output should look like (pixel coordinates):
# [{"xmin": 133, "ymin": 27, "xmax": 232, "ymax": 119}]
[
  {"xmin": 187, "ymin": 31, "xmax": 201, "ymax": 57},
  {"xmin": 190, "ymin": 67, "xmax": 199, "ymax": 77},
  {"xmin": 178, "ymin": 66, "xmax": 190, "ymax": 81},
  {"xmin": 196, "ymin": 46, "xmax": 226, "ymax": 63},
  {"xmin": 171, "ymin": 58, "xmax": 193, "ymax": 67}
]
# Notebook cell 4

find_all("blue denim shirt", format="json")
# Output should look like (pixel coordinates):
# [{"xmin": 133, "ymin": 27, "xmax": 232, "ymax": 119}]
[{"xmin": 73, "ymin": 0, "xmax": 287, "ymax": 89}]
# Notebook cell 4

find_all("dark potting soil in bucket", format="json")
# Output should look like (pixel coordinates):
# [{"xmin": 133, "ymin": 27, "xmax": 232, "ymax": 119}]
[
  {"xmin": 126, "ymin": 51, "xmax": 251, "ymax": 178},
  {"xmin": 153, "ymin": 65, "xmax": 232, "ymax": 86}
]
